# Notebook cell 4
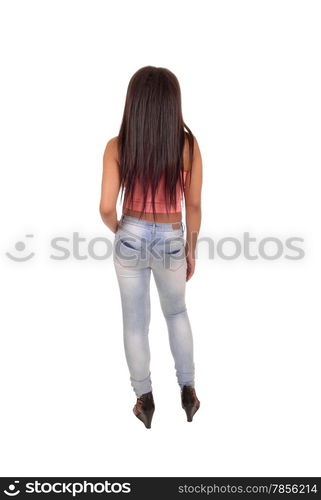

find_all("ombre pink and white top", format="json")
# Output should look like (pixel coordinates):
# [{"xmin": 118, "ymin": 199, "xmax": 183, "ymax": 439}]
[{"xmin": 123, "ymin": 170, "xmax": 188, "ymax": 213}]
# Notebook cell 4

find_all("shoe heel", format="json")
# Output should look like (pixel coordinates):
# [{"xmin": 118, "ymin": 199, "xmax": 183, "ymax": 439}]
[
  {"xmin": 136, "ymin": 408, "xmax": 155, "ymax": 429},
  {"xmin": 183, "ymin": 403, "xmax": 200, "ymax": 422}
]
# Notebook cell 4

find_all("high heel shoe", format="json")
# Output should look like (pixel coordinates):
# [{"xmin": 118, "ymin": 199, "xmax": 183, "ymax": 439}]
[
  {"xmin": 133, "ymin": 391, "xmax": 155, "ymax": 429},
  {"xmin": 181, "ymin": 385, "xmax": 200, "ymax": 422}
]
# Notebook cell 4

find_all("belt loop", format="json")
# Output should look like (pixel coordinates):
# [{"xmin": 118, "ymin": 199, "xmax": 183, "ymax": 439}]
[{"xmin": 181, "ymin": 221, "xmax": 185, "ymax": 232}]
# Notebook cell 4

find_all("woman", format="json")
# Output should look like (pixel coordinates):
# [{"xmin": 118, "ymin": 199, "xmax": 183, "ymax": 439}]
[{"xmin": 99, "ymin": 66, "xmax": 202, "ymax": 429}]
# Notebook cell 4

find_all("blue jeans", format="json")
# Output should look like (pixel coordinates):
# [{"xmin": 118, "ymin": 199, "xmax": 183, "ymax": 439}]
[{"xmin": 113, "ymin": 214, "xmax": 195, "ymax": 397}]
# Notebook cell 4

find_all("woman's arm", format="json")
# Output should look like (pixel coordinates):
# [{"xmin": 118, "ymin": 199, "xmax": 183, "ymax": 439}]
[
  {"xmin": 99, "ymin": 137, "xmax": 121, "ymax": 234},
  {"xmin": 184, "ymin": 136, "xmax": 203, "ymax": 281}
]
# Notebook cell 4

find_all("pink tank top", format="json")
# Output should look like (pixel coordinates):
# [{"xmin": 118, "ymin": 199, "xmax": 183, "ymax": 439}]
[{"xmin": 123, "ymin": 170, "xmax": 188, "ymax": 213}]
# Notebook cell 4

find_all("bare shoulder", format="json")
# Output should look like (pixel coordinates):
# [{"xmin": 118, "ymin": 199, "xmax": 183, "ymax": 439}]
[
  {"xmin": 103, "ymin": 136, "xmax": 119, "ymax": 161},
  {"xmin": 183, "ymin": 133, "xmax": 201, "ymax": 172}
]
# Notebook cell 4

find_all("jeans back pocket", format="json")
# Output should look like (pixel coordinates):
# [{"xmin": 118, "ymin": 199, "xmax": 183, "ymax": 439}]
[
  {"xmin": 162, "ymin": 235, "xmax": 185, "ymax": 272},
  {"xmin": 113, "ymin": 229, "xmax": 146, "ymax": 267}
]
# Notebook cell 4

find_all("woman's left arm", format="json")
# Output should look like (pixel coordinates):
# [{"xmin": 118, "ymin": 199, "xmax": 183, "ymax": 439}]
[{"xmin": 99, "ymin": 137, "xmax": 121, "ymax": 234}]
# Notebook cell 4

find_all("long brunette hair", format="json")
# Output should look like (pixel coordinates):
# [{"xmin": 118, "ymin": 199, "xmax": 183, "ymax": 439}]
[{"xmin": 117, "ymin": 66, "xmax": 194, "ymax": 220}]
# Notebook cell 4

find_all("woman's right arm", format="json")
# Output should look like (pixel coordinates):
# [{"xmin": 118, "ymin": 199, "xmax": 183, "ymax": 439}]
[
  {"xmin": 99, "ymin": 137, "xmax": 121, "ymax": 233},
  {"xmin": 184, "ymin": 136, "xmax": 203, "ymax": 281}
]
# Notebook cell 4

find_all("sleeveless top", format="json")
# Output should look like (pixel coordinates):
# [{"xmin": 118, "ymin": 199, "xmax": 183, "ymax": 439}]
[{"xmin": 123, "ymin": 170, "xmax": 188, "ymax": 213}]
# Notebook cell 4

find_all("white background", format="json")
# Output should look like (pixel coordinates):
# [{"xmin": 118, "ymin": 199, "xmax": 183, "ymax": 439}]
[{"xmin": 0, "ymin": 0, "xmax": 320, "ymax": 477}]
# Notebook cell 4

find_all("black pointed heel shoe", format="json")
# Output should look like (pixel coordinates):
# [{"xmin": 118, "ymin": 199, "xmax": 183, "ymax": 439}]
[
  {"xmin": 133, "ymin": 391, "xmax": 155, "ymax": 429},
  {"xmin": 181, "ymin": 385, "xmax": 200, "ymax": 422}
]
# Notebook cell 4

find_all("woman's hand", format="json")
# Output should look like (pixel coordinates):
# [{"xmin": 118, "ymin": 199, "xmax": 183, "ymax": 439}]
[{"xmin": 185, "ymin": 249, "xmax": 195, "ymax": 281}]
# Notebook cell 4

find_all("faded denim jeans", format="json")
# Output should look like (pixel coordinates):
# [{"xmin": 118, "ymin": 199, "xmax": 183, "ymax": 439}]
[{"xmin": 113, "ymin": 214, "xmax": 195, "ymax": 397}]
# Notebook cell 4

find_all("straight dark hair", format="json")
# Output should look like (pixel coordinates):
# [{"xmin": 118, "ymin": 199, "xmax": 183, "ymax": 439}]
[{"xmin": 117, "ymin": 66, "xmax": 194, "ymax": 220}]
